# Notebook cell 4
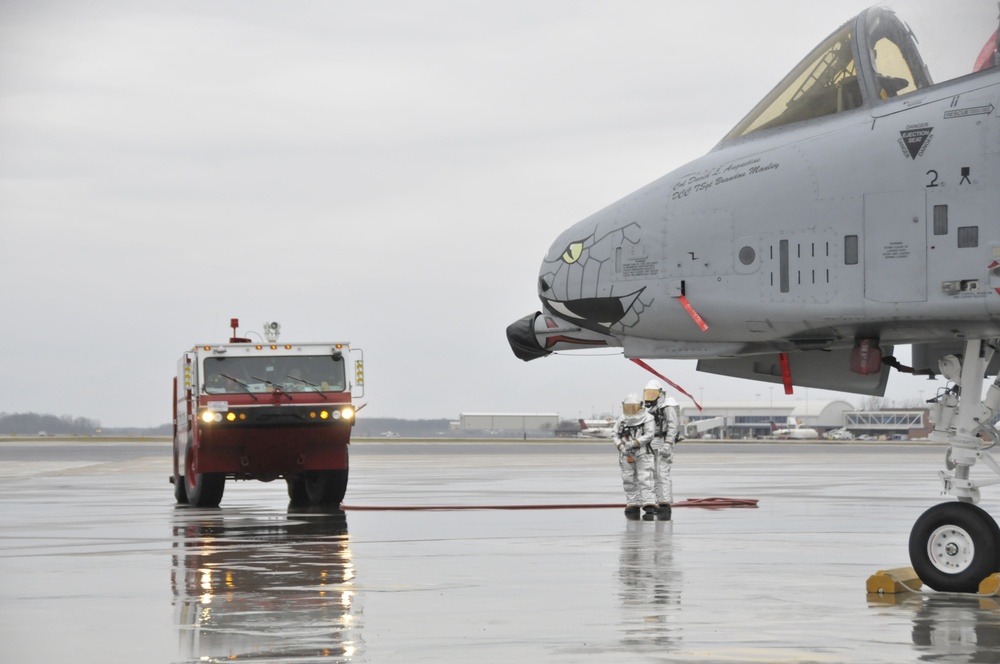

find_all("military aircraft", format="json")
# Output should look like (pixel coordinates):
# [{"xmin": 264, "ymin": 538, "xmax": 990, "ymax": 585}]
[{"xmin": 508, "ymin": 1, "xmax": 1000, "ymax": 593}]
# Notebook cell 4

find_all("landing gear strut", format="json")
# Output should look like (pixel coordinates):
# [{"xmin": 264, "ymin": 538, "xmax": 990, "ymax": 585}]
[{"xmin": 909, "ymin": 339, "xmax": 1000, "ymax": 592}]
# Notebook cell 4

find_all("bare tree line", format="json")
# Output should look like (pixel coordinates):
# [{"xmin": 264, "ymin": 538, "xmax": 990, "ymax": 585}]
[
  {"xmin": 856, "ymin": 396, "xmax": 932, "ymax": 411},
  {"xmin": 0, "ymin": 412, "xmax": 102, "ymax": 435}
]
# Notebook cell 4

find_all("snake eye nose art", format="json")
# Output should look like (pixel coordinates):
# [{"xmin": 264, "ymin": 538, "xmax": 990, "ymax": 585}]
[{"xmin": 561, "ymin": 242, "xmax": 583, "ymax": 264}]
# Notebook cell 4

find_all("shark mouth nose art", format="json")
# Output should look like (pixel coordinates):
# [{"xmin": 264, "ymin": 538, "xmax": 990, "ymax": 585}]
[{"xmin": 542, "ymin": 289, "xmax": 644, "ymax": 333}]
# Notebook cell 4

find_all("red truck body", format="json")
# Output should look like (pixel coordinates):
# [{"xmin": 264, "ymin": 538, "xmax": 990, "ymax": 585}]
[{"xmin": 172, "ymin": 324, "xmax": 363, "ymax": 507}]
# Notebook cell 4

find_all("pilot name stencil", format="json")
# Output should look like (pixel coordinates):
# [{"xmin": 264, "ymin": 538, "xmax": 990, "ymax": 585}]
[{"xmin": 672, "ymin": 158, "xmax": 781, "ymax": 200}]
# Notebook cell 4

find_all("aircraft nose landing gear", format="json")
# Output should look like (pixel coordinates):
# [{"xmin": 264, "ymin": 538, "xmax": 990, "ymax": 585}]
[
  {"xmin": 909, "ymin": 339, "xmax": 1000, "ymax": 592},
  {"xmin": 909, "ymin": 502, "xmax": 1000, "ymax": 593}
]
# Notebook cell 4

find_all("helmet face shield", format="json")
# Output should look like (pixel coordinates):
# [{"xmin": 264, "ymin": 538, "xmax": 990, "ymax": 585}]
[
  {"xmin": 622, "ymin": 392, "xmax": 642, "ymax": 416},
  {"xmin": 642, "ymin": 388, "xmax": 660, "ymax": 403}
]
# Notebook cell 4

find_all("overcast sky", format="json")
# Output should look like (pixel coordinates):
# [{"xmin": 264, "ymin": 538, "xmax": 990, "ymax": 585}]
[{"xmin": 3, "ymin": 0, "xmax": 942, "ymax": 429}]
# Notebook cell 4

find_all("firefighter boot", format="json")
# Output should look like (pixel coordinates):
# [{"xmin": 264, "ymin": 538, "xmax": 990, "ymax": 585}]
[
  {"xmin": 624, "ymin": 505, "xmax": 640, "ymax": 520},
  {"xmin": 642, "ymin": 504, "xmax": 658, "ymax": 521},
  {"xmin": 657, "ymin": 503, "xmax": 672, "ymax": 521}
]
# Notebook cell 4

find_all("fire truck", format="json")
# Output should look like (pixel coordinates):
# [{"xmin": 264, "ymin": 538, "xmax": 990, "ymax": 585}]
[{"xmin": 171, "ymin": 319, "xmax": 364, "ymax": 507}]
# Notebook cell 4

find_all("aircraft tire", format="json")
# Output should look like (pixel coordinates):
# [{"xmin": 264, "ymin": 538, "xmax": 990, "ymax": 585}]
[
  {"xmin": 304, "ymin": 469, "xmax": 349, "ymax": 506},
  {"xmin": 909, "ymin": 501, "xmax": 1000, "ymax": 593},
  {"xmin": 184, "ymin": 439, "xmax": 225, "ymax": 508}
]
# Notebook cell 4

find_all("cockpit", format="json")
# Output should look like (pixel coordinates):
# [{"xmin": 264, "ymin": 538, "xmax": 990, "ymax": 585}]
[{"xmin": 723, "ymin": 0, "xmax": 999, "ymax": 142}]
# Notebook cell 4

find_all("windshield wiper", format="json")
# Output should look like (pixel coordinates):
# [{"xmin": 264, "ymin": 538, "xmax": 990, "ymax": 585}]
[
  {"xmin": 218, "ymin": 373, "xmax": 258, "ymax": 401},
  {"xmin": 286, "ymin": 375, "xmax": 328, "ymax": 400},
  {"xmin": 252, "ymin": 375, "xmax": 292, "ymax": 399}
]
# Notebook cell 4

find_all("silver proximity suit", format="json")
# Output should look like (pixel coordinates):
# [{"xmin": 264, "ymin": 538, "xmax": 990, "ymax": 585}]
[
  {"xmin": 647, "ymin": 395, "xmax": 679, "ymax": 505},
  {"xmin": 613, "ymin": 410, "xmax": 657, "ymax": 509}
]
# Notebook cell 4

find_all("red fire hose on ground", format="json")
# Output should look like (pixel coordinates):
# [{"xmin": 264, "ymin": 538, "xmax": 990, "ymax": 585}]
[{"xmin": 340, "ymin": 497, "xmax": 758, "ymax": 511}]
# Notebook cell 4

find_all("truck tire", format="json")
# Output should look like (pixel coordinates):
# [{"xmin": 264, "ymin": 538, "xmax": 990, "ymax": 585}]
[
  {"xmin": 185, "ymin": 439, "xmax": 225, "ymax": 508},
  {"xmin": 172, "ymin": 440, "xmax": 189, "ymax": 504},
  {"xmin": 305, "ymin": 469, "xmax": 349, "ymax": 505},
  {"xmin": 286, "ymin": 476, "xmax": 309, "ymax": 505},
  {"xmin": 174, "ymin": 471, "xmax": 189, "ymax": 504}
]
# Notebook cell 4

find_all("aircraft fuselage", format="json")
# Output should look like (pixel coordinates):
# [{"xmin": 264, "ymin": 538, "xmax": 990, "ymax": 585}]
[{"xmin": 509, "ymin": 2, "xmax": 1000, "ymax": 396}]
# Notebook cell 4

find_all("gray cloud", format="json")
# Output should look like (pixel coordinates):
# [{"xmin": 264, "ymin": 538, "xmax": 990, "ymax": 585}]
[{"xmin": 1, "ymin": 0, "xmax": 897, "ymax": 427}]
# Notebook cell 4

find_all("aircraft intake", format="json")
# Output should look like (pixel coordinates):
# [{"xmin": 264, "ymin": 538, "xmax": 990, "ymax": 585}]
[
  {"xmin": 506, "ymin": 313, "xmax": 551, "ymax": 361},
  {"xmin": 506, "ymin": 312, "xmax": 616, "ymax": 361}
]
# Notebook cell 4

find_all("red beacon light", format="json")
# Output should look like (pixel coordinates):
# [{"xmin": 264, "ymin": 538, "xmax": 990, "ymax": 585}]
[{"xmin": 229, "ymin": 317, "xmax": 252, "ymax": 343}]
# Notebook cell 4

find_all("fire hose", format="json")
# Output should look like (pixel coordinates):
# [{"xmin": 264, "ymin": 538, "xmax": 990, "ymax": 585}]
[{"xmin": 340, "ymin": 497, "xmax": 758, "ymax": 511}]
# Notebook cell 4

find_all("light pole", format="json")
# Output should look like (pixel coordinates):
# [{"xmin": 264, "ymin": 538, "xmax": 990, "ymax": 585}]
[
  {"xmin": 769, "ymin": 386, "xmax": 774, "ymax": 427},
  {"xmin": 805, "ymin": 387, "xmax": 810, "ymax": 428}
]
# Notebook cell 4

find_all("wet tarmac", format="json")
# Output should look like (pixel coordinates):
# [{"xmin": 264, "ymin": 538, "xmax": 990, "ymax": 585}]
[{"xmin": 2, "ymin": 439, "xmax": 1000, "ymax": 663}]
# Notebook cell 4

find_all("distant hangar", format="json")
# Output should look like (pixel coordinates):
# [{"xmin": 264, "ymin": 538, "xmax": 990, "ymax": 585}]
[{"xmin": 459, "ymin": 413, "xmax": 559, "ymax": 434}]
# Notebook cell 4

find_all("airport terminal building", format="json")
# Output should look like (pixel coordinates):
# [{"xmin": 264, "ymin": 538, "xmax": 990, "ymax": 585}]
[
  {"xmin": 681, "ymin": 400, "xmax": 851, "ymax": 439},
  {"xmin": 453, "ymin": 403, "xmax": 932, "ymax": 440},
  {"xmin": 680, "ymin": 400, "xmax": 931, "ymax": 440}
]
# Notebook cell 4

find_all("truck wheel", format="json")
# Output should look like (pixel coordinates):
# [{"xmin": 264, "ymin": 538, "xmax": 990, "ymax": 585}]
[
  {"xmin": 286, "ymin": 476, "xmax": 309, "ymax": 505},
  {"xmin": 172, "ymin": 440, "xmax": 188, "ymax": 504},
  {"xmin": 174, "ymin": 471, "xmax": 189, "ymax": 504},
  {"xmin": 185, "ymin": 440, "xmax": 225, "ymax": 508},
  {"xmin": 305, "ymin": 469, "xmax": 349, "ymax": 505}
]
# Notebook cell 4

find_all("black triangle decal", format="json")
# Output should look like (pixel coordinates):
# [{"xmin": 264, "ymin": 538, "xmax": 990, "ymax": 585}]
[{"xmin": 899, "ymin": 127, "xmax": 932, "ymax": 159}]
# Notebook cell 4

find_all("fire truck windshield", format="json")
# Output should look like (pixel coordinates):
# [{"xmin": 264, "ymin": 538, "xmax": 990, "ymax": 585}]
[{"xmin": 203, "ymin": 355, "xmax": 346, "ymax": 394}]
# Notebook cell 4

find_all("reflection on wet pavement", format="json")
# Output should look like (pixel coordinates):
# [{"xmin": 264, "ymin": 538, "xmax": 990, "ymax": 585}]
[
  {"xmin": 4, "ymin": 441, "xmax": 1000, "ymax": 663},
  {"xmin": 618, "ymin": 520, "xmax": 680, "ymax": 652},
  {"xmin": 868, "ymin": 592, "xmax": 1000, "ymax": 661},
  {"xmin": 172, "ymin": 508, "xmax": 359, "ymax": 662}
]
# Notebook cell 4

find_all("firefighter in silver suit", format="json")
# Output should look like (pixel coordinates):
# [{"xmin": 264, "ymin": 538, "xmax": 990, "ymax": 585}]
[
  {"xmin": 613, "ymin": 393, "xmax": 657, "ymax": 520},
  {"xmin": 643, "ymin": 380, "xmax": 679, "ymax": 520}
]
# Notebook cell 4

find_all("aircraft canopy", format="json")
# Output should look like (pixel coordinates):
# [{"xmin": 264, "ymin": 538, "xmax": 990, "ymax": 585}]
[{"xmin": 724, "ymin": 0, "xmax": 1000, "ymax": 141}]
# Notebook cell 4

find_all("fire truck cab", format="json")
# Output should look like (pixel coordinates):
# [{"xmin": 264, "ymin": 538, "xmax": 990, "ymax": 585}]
[{"xmin": 172, "ymin": 320, "xmax": 364, "ymax": 507}]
